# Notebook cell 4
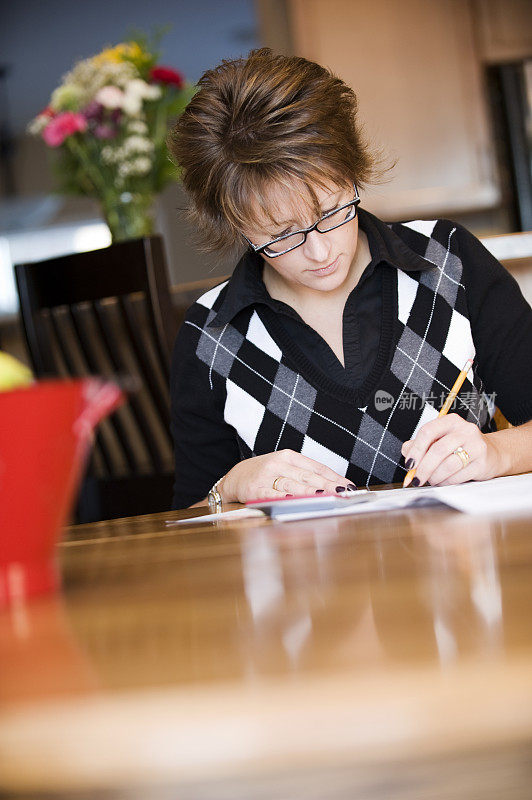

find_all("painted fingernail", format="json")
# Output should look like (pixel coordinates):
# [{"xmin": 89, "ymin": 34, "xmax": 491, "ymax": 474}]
[
  {"xmin": 315, "ymin": 489, "xmax": 324, "ymax": 494},
  {"xmin": 347, "ymin": 483, "xmax": 357, "ymax": 491},
  {"xmin": 285, "ymin": 493, "xmax": 293, "ymax": 497},
  {"xmin": 336, "ymin": 486, "xmax": 346, "ymax": 493},
  {"xmin": 405, "ymin": 458, "xmax": 415, "ymax": 469},
  {"xmin": 411, "ymin": 477, "xmax": 420, "ymax": 487}
]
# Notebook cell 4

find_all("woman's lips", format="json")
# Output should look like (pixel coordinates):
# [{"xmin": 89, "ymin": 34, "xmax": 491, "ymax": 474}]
[{"xmin": 309, "ymin": 256, "xmax": 339, "ymax": 276}]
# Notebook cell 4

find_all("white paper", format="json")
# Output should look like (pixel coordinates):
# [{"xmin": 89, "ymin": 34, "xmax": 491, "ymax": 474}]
[
  {"xmin": 428, "ymin": 473, "xmax": 532, "ymax": 515},
  {"xmin": 333, "ymin": 473, "xmax": 532, "ymax": 518},
  {"xmin": 266, "ymin": 473, "xmax": 532, "ymax": 521},
  {"xmin": 165, "ymin": 508, "xmax": 265, "ymax": 526}
]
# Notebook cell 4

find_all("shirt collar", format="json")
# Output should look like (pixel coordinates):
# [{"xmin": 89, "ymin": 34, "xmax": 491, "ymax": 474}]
[{"xmin": 209, "ymin": 207, "xmax": 437, "ymax": 327}]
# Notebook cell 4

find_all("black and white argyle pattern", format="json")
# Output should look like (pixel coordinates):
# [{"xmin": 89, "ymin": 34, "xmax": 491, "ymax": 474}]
[{"xmin": 185, "ymin": 219, "xmax": 495, "ymax": 487}]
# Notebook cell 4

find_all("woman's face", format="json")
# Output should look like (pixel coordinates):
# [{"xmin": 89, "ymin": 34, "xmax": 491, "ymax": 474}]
[{"xmin": 242, "ymin": 182, "xmax": 360, "ymax": 298}]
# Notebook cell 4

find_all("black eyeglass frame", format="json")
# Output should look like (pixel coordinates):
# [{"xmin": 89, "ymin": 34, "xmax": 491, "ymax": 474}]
[{"xmin": 243, "ymin": 184, "xmax": 360, "ymax": 258}]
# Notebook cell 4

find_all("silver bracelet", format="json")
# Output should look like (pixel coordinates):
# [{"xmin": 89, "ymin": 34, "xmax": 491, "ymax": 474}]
[{"xmin": 208, "ymin": 477, "xmax": 224, "ymax": 512}]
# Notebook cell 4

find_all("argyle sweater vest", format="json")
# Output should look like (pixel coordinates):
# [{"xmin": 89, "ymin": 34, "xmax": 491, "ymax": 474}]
[{"xmin": 184, "ymin": 220, "xmax": 495, "ymax": 488}]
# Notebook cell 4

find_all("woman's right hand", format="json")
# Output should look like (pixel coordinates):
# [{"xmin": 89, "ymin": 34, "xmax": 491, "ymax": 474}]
[{"xmin": 218, "ymin": 449, "xmax": 356, "ymax": 504}]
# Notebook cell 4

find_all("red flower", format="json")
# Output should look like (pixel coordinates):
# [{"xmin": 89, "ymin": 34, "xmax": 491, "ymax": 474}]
[
  {"xmin": 42, "ymin": 112, "xmax": 87, "ymax": 147},
  {"xmin": 149, "ymin": 66, "xmax": 184, "ymax": 88}
]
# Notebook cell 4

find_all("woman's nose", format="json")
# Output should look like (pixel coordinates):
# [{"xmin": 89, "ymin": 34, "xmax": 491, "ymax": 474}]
[{"xmin": 302, "ymin": 229, "xmax": 331, "ymax": 262}]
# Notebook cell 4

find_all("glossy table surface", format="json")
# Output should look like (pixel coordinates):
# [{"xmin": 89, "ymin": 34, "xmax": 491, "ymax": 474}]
[{"xmin": 2, "ymin": 489, "xmax": 532, "ymax": 798}]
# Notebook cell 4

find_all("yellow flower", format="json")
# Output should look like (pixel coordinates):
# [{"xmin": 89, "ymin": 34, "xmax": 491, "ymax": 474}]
[
  {"xmin": 92, "ymin": 46, "xmax": 124, "ymax": 66},
  {"xmin": 120, "ymin": 43, "xmax": 144, "ymax": 61},
  {"xmin": 92, "ymin": 42, "xmax": 151, "ymax": 70}
]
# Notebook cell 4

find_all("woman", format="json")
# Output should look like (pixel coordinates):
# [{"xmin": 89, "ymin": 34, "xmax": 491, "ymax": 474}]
[{"xmin": 167, "ymin": 48, "xmax": 532, "ymax": 509}]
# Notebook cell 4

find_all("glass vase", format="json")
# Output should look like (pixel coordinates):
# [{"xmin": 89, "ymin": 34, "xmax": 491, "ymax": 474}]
[{"xmin": 100, "ymin": 192, "xmax": 155, "ymax": 242}]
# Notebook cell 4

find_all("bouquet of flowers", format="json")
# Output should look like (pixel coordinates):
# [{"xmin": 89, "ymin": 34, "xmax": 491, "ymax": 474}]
[{"xmin": 29, "ymin": 35, "xmax": 194, "ymax": 241}]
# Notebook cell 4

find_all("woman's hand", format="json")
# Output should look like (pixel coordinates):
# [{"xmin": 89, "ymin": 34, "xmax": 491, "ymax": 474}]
[
  {"xmin": 219, "ymin": 449, "xmax": 356, "ymax": 503},
  {"xmin": 401, "ymin": 413, "xmax": 503, "ymax": 487}
]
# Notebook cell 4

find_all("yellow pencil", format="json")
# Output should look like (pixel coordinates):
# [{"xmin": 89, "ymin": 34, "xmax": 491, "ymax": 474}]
[{"xmin": 403, "ymin": 357, "xmax": 473, "ymax": 488}]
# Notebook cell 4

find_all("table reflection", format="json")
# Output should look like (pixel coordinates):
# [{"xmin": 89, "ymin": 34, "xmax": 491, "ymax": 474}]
[
  {"xmin": 0, "ymin": 592, "xmax": 98, "ymax": 706},
  {"xmin": 46, "ymin": 509, "xmax": 516, "ymax": 696},
  {"xmin": 404, "ymin": 512, "xmax": 503, "ymax": 663}
]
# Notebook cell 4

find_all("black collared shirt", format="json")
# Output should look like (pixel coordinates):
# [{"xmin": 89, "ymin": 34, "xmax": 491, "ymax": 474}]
[{"xmin": 210, "ymin": 208, "xmax": 436, "ymax": 388}]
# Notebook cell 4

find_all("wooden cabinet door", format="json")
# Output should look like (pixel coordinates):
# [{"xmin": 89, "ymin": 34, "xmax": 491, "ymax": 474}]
[
  {"xmin": 473, "ymin": 0, "xmax": 532, "ymax": 63},
  {"xmin": 285, "ymin": 0, "xmax": 500, "ymax": 219}
]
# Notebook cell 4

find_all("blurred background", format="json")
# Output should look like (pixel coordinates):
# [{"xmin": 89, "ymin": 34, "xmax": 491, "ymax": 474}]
[{"xmin": 0, "ymin": 0, "xmax": 531, "ymax": 326}]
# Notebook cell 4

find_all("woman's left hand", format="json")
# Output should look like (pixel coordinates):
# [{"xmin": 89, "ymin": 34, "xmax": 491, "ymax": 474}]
[{"xmin": 401, "ymin": 413, "xmax": 502, "ymax": 487}]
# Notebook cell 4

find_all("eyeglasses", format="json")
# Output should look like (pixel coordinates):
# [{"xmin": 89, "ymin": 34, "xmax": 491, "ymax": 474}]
[{"xmin": 244, "ymin": 184, "xmax": 360, "ymax": 258}]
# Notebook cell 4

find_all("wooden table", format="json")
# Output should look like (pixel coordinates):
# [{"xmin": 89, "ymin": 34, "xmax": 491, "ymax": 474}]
[{"xmin": 1, "ymin": 493, "xmax": 532, "ymax": 798}]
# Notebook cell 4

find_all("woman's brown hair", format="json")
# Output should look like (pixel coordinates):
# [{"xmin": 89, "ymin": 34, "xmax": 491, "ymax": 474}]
[{"xmin": 168, "ymin": 47, "xmax": 382, "ymax": 254}]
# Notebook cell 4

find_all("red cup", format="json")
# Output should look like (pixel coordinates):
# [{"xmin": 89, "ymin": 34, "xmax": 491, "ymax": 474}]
[{"xmin": 0, "ymin": 378, "xmax": 123, "ymax": 604}]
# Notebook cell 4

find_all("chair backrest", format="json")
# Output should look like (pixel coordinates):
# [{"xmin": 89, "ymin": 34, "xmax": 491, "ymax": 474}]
[
  {"xmin": 15, "ymin": 236, "xmax": 177, "ymax": 484},
  {"xmin": 170, "ymin": 274, "xmax": 230, "ymax": 331}
]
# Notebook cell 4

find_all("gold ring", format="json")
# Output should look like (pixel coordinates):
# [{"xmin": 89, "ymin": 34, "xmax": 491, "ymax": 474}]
[
  {"xmin": 453, "ymin": 446, "xmax": 470, "ymax": 468},
  {"xmin": 272, "ymin": 477, "xmax": 284, "ymax": 492}
]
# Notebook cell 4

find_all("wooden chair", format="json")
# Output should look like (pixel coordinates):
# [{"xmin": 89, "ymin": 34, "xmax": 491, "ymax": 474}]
[
  {"xmin": 15, "ymin": 236, "xmax": 178, "ymax": 523},
  {"xmin": 170, "ymin": 274, "xmax": 230, "ymax": 330}
]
